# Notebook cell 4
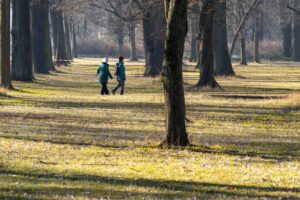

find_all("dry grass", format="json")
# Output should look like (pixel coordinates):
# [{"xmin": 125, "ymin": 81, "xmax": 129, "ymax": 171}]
[{"xmin": 0, "ymin": 59, "xmax": 299, "ymax": 199}]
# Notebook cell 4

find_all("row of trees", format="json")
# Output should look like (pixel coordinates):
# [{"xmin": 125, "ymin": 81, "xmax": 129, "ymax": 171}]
[
  {"xmin": 162, "ymin": 0, "xmax": 300, "ymax": 146},
  {"xmin": 0, "ymin": 0, "xmax": 76, "ymax": 89}
]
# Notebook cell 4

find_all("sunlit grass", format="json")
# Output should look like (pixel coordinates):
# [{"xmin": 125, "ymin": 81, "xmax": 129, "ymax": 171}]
[{"xmin": 0, "ymin": 58, "xmax": 299, "ymax": 199}]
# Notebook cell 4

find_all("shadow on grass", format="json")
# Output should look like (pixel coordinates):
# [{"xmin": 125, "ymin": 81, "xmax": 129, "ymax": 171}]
[
  {"xmin": 186, "ymin": 144, "xmax": 300, "ymax": 162},
  {"xmin": 0, "ymin": 169, "xmax": 299, "ymax": 199}
]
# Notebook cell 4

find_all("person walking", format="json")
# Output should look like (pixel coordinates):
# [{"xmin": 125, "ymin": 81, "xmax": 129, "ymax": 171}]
[
  {"xmin": 97, "ymin": 58, "xmax": 113, "ymax": 95},
  {"xmin": 113, "ymin": 56, "xmax": 126, "ymax": 95}
]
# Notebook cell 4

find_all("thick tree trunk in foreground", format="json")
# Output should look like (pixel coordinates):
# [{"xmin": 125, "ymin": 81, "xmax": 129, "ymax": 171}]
[
  {"xmin": 12, "ymin": 0, "xmax": 33, "ymax": 81},
  {"xmin": 293, "ymin": 1, "xmax": 300, "ymax": 61},
  {"xmin": 56, "ymin": 3, "xmax": 69, "ymax": 66},
  {"xmin": 31, "ymin": 0, "xmax": 54, "ymax": 74},
  {"xmin": 197, "ymin": 0, "xmax": 220, "ymax": 89},
  {"xmin": 1, "ymin": 0, "xmax": 13, "ymax": 89},
  {"xmin": 213, "ymin": 0, "xmax": 235, "ymax": 76},
  {"xmin": 161, "ymin": 0, "xmax": 189, "ymax": 147},
  {"xmin": 143, "ymin": 6, "xmax": 165, "ymax": 77}
]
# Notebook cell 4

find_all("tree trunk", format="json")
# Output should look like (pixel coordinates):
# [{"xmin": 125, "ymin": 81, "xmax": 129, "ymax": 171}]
[
  {"xmin": 293, "ymin": 0, "xmax": 300, "ymax": 61},
  {"xmin": 189, "ymin": 3, "xmax": 198, "ymax": 62},
  {"xmin": 1, "ymin": 0, "xmax": 13, "ymax": 89},
  {"xmin": 117, "ymin": 21, "xmax": 124, "ymax": 56},
  {"xmin": 279, "ymin": 0, "xmax": 292, "ymax": 59},
  {"xmin": 55, "ymin": 1, "xmax": 69, "ymax": 66},
  {"xmin": 196, "ymin": 0, "xmax": 221, "ymax": 89},
  {"xmin": 230, "ymin": 0, "xmax": 259, "ymax": 57},
  {"xmin": 72, "ymin": 22, "xmax": 78, "ymax": 58},
  {"xmin": 31, "ymin": 0, "xmax": 54, "ymax": 74},
  {"xmin": 161, "ymin": 0, "xmax": 189, "ymax": 147},
  {"xmin": 50, "ymin": 9, "xmax": 58, "ymax": 56},
  {"xmin": 282, "ymin": 22, "xmax": 292, "ymax": 59},
  {"xmin": 253, "ymin": 9, "xmax": 261, "ymax": 63},
  {"xmin": 213, "ymin": 0, "xmax": 235, "ymax": 76},
  {"xmin": 237, "ymin": 0, "xmax": 247, "ymax": 65},
  {"xmin": 240, "ymin": 29, "xmax": 248, "ymax": 65},
  {"xmin": 143, "ymin": 6, "xmax": 166, "ymax": 77},
  {"xmin": 64, "ymin": 17, "xmax": 73, "ymax": 61},
  {"xmin": 129, "ymin": 23, "xmax": 138, "ymax": 61},
  {"xmin": 12, "ymin": 0, "xmax": 33, "ymax": 81}
]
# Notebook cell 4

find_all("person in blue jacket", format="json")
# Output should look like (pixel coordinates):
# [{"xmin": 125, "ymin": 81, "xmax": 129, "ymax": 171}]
[
  {"xmin": 97, "ymin": 58, "xmax": 113, "ymax": 95},
  {"xmin": 113, "ymin": 56, "xmax": 126, "ymax": 95}
]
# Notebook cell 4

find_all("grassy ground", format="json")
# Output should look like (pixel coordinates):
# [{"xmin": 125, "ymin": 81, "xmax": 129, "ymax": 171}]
[{"xmin": 0, "ymin": 59, "xmax": 299, "ymax": 199}]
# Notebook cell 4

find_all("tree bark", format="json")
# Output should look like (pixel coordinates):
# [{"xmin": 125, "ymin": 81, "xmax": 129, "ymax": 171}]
[
  {"xmin": 50, "ymin": 9, "xmax": 58, "ymax": 56},
  {"xmin": 196, "ymin": 0, "xmax": 221, "ymax": 89},
  {"xmin": 31, "ymin": 0, "xmax": 54, "ymax": 74},
  {"xmin": 129, "ymin": 22, "xmax": 138, "ymax": 61},
  {"xmin": 1, "ymin": 0, "xmax": 13, "ymax": 89},
  {"xmin": 72, "ymin": 22, "xmax": 78, "ymax": 58},
  {"xmin": 279, "ymin": 0, "xmax": 292, "ymax": 58},
  {"xmin": 253, "ymin": 9, "xmax": 261, "ymax": 63},
  {"xmin": 213, "ymin": 0, "xmax": 235, "ymax": 76},
  {"xmin": 237, "ymin": 0, "xmax": 247, "ymax": 65},
  {"xmin": 12, "ymin": 0, "xmax": 33, "ymax": 81},
  {"xmin": 161, "ymin": 0, "xmax": 189, "ymax": 147},
  {"xmin": 55, "ymin": 1, "xmax": 69, "ymax": 66},
  {"xmin": 64, "ymin": 17, "xmax": 73, "ymax": 61},
  {"xmin": 293, "ymin": 0, "xmax": 300, "ymax": 61},
  {"xmin": 240, "ymin": 29, "xmax": 248, "ymax": 65},
  {"xmin": 189, "ymin": 3, "xmax": 198, "ymax": 62},
  {"xmin": 143, "ymin": 6, "xmax": 166, "ymax": 77}
]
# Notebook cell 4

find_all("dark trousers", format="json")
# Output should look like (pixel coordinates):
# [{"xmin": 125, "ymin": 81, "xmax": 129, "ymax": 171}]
[
  {"xmin": 113, "ymin": 80, "xmax": 125, "ymax": 95},
  {"xmin": 101, "ymin": 82, "xmax": 110, "ymax": 95}
]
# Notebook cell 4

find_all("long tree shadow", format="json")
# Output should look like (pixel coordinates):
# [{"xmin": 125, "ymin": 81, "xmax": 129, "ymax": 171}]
[{"xmin": 0, "ymin": 169, "xmax": 299, "ymax": 199}]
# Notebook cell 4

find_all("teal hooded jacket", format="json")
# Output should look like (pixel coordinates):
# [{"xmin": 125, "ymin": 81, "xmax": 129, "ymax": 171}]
[
  {"xmin": 97, "ymin": 63, "xmax": 113, "ymax": 83},
  {"xmin": 115, "ymin": 62, "xmax": 126, "ymax": 81}
]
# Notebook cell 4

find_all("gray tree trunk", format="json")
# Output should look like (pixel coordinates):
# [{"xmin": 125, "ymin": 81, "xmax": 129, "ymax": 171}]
[
  {"xmin": 253, "ymin": 9, "xmax": 261, "ymax": 63},
  {"xmin": 143, "ymin": 6, "xmax": 165, "ymax": 77},
  {"xmin": 55, "ymin": 1, "xmax": 69, "ymax": 66},
  {"xmin": 72, "ymin": 22, "xmax": 78, "ymax": 58},
  {"xmin": 279, "ymin": 0, "xmax": 292, "ymax": 59},
  {"xmin": 50, "ymin": 9, "xmax": 58, "ymax": 56},
  {"xmin": 1, "ymin": 0, "xmax": 13, "ymax": 89},
  {"xmin": 31, "ymin": 0, "xmax": 54, "ymax": 74},
  {"xmin": 161, "ymin": 0, "xmax": 189, "ymax": 147},
  {"xmin": 129, "ymin": 23, "xmax": 138, "ymax": 61},
  {"xmin": 189, "ymin": 3, "xmax": 198, "ymax": 62},
  {"xmin": 240, "ymin": 29, "xmax": 248, "ymax": 65},
  {"xmin": 64, "ymin": 17, "xmax": 73, "ymax": 61},
  {"xmin": 293, "ymin": 0, "xmax": 300, "ymax": 61},
  {"xmin": 213, "ymin": 0, "xmax": 235, "ymax": 76},
  {"xmin": 12, "ymin": 0, "xmax": 33, "ymax": 81},
  {"xmin": 197, "ymin": 0, "xmax": 220, "ymax": 89}
]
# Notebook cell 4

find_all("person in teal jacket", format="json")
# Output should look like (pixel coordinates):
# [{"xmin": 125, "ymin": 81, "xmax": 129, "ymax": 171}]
[
  {"xmin": 97, "ymin": 58, "xmax": 113, "ymax": 95},
  {"xmin": 113, "ymin": 56, "xmax": 126, "ymax": 95}
]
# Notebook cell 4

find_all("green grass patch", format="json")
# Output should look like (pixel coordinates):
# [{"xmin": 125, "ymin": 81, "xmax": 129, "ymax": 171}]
[{"xmin": 0, "ymin": 59, "xmax": 299, "ymax": 199}]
